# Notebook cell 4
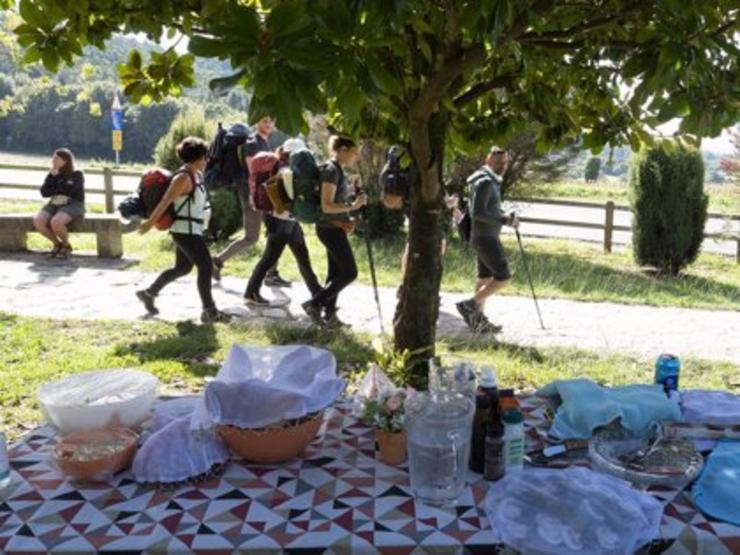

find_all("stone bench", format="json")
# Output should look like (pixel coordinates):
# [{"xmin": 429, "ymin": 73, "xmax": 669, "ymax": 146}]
[{"xmin": 0, "ymin": 213, "xmax": 138, "ymax": 258}]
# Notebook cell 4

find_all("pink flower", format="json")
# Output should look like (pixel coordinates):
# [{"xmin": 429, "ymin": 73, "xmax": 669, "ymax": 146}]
[{"xmin": 385, "ymin": 395, "xmax": 403, "ymax": 412}]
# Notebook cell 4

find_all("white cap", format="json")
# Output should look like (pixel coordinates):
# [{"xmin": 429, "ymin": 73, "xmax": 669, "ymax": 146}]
[
  {"xmin": 479, "ymin": 366, "xmax": 497, "ymax": 388},
  {"xmin": 282, "ymin": 138, "xmax": 307, "ymax": 153}
]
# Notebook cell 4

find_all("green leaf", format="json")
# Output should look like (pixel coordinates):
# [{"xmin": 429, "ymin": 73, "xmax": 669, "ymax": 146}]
[
  {"xmin": 268, "ymin": 1, "xmax": 309, "ymax": 38},
  {"xmin": 188, "ymin": 36, "xmax": 232, "ymax": 58},
  {"xmin": 208, "ymin": 70, "xmax": 246, "ymax": 97},
  {"xmin": 21, "ymin": 46, "xmax": 41, "ymax": 64},
  {"xmin": 19, "ymin": 0, "xmax": 44, "ymax": 28},
  {"xmin": 128, "ymin": 50, "xmax": 142, "ymax": 70},
  {"xmin": 367, "ymin": 58, "xmax": 403, "ymax": 96}
]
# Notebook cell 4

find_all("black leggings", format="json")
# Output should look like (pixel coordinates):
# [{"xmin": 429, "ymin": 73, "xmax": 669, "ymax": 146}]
[
  {"xmin": 148, "ymin": 233, "xmax": 215, "ymax": 309},
  {"xmin": 246, "ymin": 216, "xmax": 321, "ymax": 297},
  {"xmin": 310, "ymin": 225, "xmax": 358, "ymax": 312}
]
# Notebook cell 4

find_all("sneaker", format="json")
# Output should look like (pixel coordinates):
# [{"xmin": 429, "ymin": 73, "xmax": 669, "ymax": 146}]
[
  {"xmin": 301, "ymin": 300, "xmax": 324, "ymax": 326},
  {"xmin": 244, "ymin": 292, "xmax": 271, "ymax": 307},
  {"xmin": 264, "ymin": 273, "xmax": 292, "ymax": 288},
  {"xmin": 201, "ymin": 307, "xmax": 232, "ymax": 324},
  {"xmin": 212, "ymin": 258, "xmax": 224, "ymax": 282},
  {"xmin": 48, "ymin": 244, "xmax": 63, "ymax": 258},
  {"xmin": 455, "ymin": 299, "xmax": 479, "ymax": 329},
  {"xmin": 136, "ymin": 289, "xmax": 159, "ymax": 315}
]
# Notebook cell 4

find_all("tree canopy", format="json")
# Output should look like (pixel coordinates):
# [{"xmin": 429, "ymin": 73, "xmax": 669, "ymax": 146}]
[{"xmin": 13, "ymin": 0, "xmax": 740, "ymax": 368}]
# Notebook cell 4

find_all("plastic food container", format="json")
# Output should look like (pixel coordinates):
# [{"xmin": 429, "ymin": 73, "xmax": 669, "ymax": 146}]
[
  {"xmin": 589, "ymin": 426, "xmax": 704, "ymax": 488},
  {"xmin": 53, "ymin": 428, "xmax": 138, "ymax": 480},
  {"xmin": 38, "ymin": 369, "xmax": 159, "ymax": 433},
  {"xmin": 217, "ymin": 412, "xmax": 324, "ymax": 463}
]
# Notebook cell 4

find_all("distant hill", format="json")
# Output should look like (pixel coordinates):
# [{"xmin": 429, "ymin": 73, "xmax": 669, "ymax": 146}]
[{"xmin": 0, "ymin": 11, "xmax": 248, "ymax": 163}]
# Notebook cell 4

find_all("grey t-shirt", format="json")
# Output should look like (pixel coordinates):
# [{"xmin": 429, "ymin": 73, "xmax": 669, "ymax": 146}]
[{"xmin": 318, "ymin": 160, "xmax": 351, "ymax": 226}]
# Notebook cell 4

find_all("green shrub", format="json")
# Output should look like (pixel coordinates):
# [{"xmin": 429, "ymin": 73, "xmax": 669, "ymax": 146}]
[
  {"xmin": 153, "ymin": 107, "xmax": 211, "ymax": 171},
  {"xmin": 584, "ymin": 157, "xmax": 601, "ymax": 182},
  {"xmin": 629, "ymin": 142, "xmax": 708, "ymax": 275}
]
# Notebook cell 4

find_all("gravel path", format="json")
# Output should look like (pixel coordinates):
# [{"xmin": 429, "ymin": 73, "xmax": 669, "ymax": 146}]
[{"xmin": 1, "ymin": 253, "xmax": 738, "ymax": 363}]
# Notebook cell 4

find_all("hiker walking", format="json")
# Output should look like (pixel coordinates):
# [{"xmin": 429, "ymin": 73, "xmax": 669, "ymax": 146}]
[
  {"xmin": 211, "ymin": 116, "xmax": 290, "ymax": 287},
  {"xmin": 456, "ymin": 145, "xmax": 519, "ymax": 334},
  {"xmin": 301, "ymin": 135, "xmax": 367, "ymax": 327},
  {"xmin": 136, "ymin": 137, "xmax": 231, "ymax": 324},
  {"xmin": 244, "ymin": 138, "xmax": 323, "ymax": 306},
  {"xmin": 33, "ymin": 148, "xmax": 85, "ymax": 259}
]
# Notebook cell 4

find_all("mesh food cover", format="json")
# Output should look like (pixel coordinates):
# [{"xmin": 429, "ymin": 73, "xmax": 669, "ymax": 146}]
[
  {"xmin": 191, "ymin": 345, "xmax": 345, "ymax": 431},
  {"xmin": 485, "ymin": 467, "xmax": 662, "ymax": 555}
]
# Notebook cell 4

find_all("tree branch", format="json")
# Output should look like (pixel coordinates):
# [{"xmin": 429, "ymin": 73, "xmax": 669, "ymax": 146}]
[
  {"xmin": 453, "ymin": 72, "xmax": 520, "ymax": 108},
  {"xmin": 519, "ymin": 2, "xmax": 642, "ymax": 41}
]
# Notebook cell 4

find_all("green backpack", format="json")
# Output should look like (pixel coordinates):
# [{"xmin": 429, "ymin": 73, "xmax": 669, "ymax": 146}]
[{"xmin": 288, "ymin": 149, "xmax": 323, "ymax": 224}]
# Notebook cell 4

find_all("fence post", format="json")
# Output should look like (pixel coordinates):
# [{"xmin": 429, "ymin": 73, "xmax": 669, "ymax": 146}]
[
  {"xmin": 604, "ymin": 200, "xmax": 614, "ymax": 253},
  {"xmin": 736, "ymin": 236, "xmax": 739, "ymax": 264},
  {"xmin": 103, "ymin": 167, "xmax": 114, "ymax": 214}
]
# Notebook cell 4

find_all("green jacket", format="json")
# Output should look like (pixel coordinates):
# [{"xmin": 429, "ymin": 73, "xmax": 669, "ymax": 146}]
[{"xmin": 468, "ymin": 166, "xmax": 508, "ymax": 240}]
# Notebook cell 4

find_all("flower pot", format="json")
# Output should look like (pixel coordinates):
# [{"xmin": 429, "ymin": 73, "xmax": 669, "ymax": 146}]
[{"xmin": 375, "ymin": 429, "xmax": 407, "ymax": 465}]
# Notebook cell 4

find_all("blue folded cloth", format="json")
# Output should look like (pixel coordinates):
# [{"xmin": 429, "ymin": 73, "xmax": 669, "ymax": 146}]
[
  {"xmin": 538, "ymin": 378, "xmax": 681, "ymax": 439},
  {"xmin": 693, "ymin": 441, "xmax": 740, "ymax": 526}
]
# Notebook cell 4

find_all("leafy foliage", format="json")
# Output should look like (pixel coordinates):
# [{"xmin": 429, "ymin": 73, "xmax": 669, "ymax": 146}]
[
  {"xmin": 205, "ymin": 189, "xmax": 242, "ymax": 243},
  {"xmin": 629, "ymin": 142, "xmax": 708, "ymax": 275},
  {"xmin": 153, "ymin": 107, "xmax": 210, "ymax": 171}
]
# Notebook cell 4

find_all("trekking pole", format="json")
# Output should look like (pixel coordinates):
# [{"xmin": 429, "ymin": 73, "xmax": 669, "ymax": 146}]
[
  {"xmin": 357, "ymin": 191, "xmax": 385, "ymax": 335},
  {"xmin": 514, "ymin": 226, "xmax": 545, "ymax": 330},
  {"xmin": 364, "ymin": 231, "xmax": 386, "ymax": 336}
]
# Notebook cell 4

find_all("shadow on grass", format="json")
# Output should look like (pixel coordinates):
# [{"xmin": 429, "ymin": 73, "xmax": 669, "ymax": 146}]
[
  {"xmin": 114, "ymin": 320, "xmax": 220, "ymax": 379},
  {"xmin": 261, "ymin": 321, "xmax": 375, "ymax": 366}
]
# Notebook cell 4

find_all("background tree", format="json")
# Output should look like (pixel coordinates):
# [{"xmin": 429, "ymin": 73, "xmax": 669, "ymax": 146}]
[
  {"xmin": 584, "ymin": 157, "xmax": 602, "ymax": 182},
  {"xmin": 720, "ymin": 126, "xmax": 740, "ymax": 182},
  {"xmin": 14, "ymin": 0, "xmax": 740, "ymax": 381},
  {"xmin": 629, "ymin": 142, "xmax": 708, "ymax": 275}
]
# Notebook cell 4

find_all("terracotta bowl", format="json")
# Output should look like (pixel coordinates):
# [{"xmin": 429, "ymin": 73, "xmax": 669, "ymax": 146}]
[
  {"xmin": 53, "ymin": 428, "xmax": 138, "ymax": 480},
  {"xmin": 217, "ymin": 412, "xmax": 324, "ymax": 464}
]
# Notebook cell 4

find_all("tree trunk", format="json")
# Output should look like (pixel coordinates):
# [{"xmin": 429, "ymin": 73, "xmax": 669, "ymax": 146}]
[{"xmin": 393, "ymin": 111, "xmax": 447, "ymax": 388}]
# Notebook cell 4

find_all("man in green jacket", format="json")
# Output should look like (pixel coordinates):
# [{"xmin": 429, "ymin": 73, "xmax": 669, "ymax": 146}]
[{"xmin": 456, "ymin": 146, "xmax": 519, "ymax": 334}]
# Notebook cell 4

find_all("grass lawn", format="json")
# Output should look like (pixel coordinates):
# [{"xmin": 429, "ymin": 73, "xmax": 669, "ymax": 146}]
[
  {"xmin": 528, "ymin": 179, "xmax": 740, "ymax": 215},
  {"xmin": 2, "ymin": 312, "xmax": 738, "ymax": 442}
]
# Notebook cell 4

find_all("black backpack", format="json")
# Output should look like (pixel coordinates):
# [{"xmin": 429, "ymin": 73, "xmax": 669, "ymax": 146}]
[
  {"xmin": 380, "ymin": 145, "xmax": 412, "ymax": 210},
  {"xmin": 204, "ymin": 122, "xmax": 251, "ymax": 191}
]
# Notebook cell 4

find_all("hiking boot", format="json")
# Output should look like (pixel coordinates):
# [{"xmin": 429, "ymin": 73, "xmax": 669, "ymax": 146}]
[
  {"xmin": 201, "ymin": 307, "xmax": 232, "ymax": 324},
  {"xmin": 455, "ymin": 299, "xmax": 480, "ymax": 329},
  {"xmin": 472, "ymin": 313, "xmax": 503, "ymax": 334},
  {"xmin": 324, "ymin": 310, "xmax": 350, "ymax": 329},
  {"xmin": 301, "ymin": 300, "xmax": 324, "ymax": 326},
  {"xmin": 265, "ymin": 273, "xmax": 292, "ymax": 288},
  {"xmin": 212, "ymin": 258, "xmax": 223, "ymax": 282},
  {"xmin": 136, "ymin": 289, "xmax": 159, "ymax": 315},
  {"xmin": 244, "ymin": 292, "xmax": 271, "ymax": 308}
]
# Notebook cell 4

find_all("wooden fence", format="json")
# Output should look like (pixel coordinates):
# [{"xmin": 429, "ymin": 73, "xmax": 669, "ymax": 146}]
[{"xmin": 1, "ymin": 162, "xmax": 738, "ymax": 261}]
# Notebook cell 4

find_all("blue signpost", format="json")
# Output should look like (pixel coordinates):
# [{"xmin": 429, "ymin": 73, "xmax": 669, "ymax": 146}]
[{"xmin": 111, "ymin": 93, "xmax": 123, "ymax": 165}]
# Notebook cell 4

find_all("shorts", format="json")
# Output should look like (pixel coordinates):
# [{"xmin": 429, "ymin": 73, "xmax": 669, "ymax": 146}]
[
  {"xmin": 41, "ymin": 201, "xmax": 86, "ymax": 221},
  {"xmin": 473, "ymin": 235, "xmax": 511, "ymax": 281}
]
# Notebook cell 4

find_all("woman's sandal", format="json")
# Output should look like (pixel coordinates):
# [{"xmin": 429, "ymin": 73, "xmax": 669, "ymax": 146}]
[{"xmin": 56, "ymin": 244, "xmax": 73, "ymax": 259}]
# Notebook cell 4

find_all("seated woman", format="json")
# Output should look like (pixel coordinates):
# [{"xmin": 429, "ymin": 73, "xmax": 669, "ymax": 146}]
[{"xmin": 33, "ymin": 148, "xmax": 85, "ymax": 258}]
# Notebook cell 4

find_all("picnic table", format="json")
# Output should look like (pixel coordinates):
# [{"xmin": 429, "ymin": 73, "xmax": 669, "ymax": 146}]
[{"xmin": 1, "ymin": 396, "xmax": 738, "ymax": 553}]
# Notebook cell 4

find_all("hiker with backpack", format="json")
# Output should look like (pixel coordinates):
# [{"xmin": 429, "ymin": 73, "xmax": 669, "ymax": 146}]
[
  {"xmin": 136, "ymin": 137, "xmax": 231, "ymax": 324},
  {"xmin": 33, "ymin": 148, "xmax": 85, "ymax": 259},
  {"xmin": 243, "ymin": 138, "xmax": 323, "ymax": 307},
  {"xmin": 211, "ymin": 116, "xmax": 290, "ymax": 287},
  {"xmin": 379, "ymin": 145, "xmax": 460, "ymax": 277},
  {"xmin": 456, "ymin": 145, "xmax": 519, "ymax": 334},
  {"xmin": 301, "ymin": 135, "xmax": 367, "ymax": 327}
]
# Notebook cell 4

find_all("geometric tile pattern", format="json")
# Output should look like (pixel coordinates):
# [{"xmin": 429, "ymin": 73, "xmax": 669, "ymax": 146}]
[{"xmin": 0, "ymin": 396, "xmax": 737, "ymax": 553}]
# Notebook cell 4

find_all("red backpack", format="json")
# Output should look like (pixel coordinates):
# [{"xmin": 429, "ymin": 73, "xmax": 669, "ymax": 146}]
[
  {"xmin": 249, "ymin": 152, "xmax": 280, "ymax": 211},
  {"xmin": 138, "ymin": 168, "xmax": 194, "ymax": 230}
]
